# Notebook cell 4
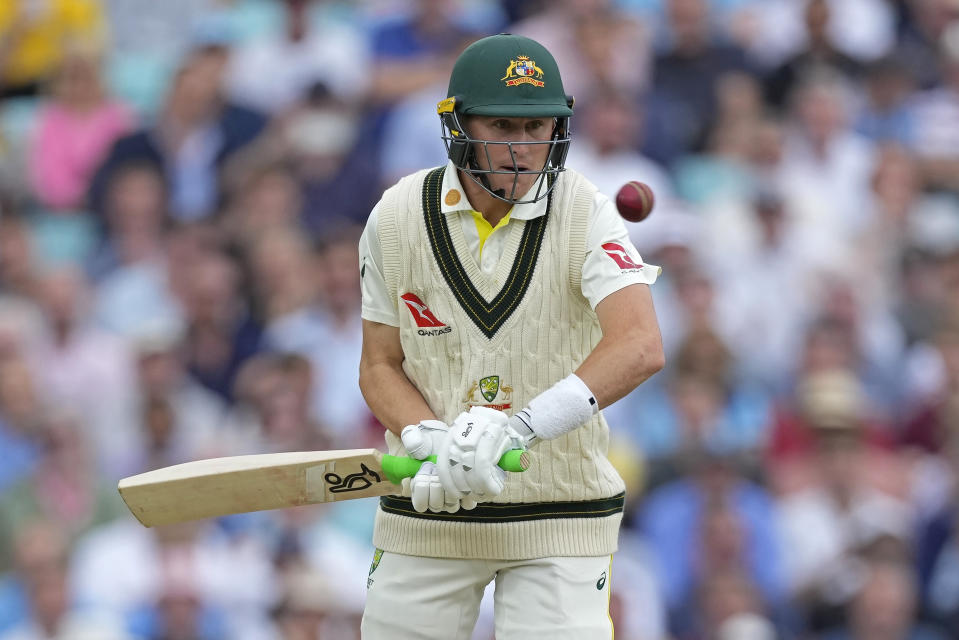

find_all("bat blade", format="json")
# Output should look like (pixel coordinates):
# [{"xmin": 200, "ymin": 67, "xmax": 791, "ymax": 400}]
[{"xmin": 118, "ymin": 448, "xmax": 395, "ymax": 527}]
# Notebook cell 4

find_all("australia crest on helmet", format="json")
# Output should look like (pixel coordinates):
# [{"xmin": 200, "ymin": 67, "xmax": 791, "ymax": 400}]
[{"xmin": 501, "ymin": 56, "xmax": 545, "ymax": 87}]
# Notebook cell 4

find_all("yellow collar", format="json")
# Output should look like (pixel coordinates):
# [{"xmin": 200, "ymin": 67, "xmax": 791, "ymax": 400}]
[{"xmin": 439, "ymin": 160, "xmax": 549, "ymax": 221}]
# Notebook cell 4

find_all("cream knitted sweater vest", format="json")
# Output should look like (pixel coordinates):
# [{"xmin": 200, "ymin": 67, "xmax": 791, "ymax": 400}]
[{"xmin": 372, "ymin": 167, "xmax": 625, "ymax": 560}]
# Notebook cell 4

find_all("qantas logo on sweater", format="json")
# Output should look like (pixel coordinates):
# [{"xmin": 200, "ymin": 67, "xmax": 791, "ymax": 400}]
[
  {"xmin": 602, "ymin": 242, "xmax": 644, "ymax": 271},
  {"xmin": 401, "ymin": 293, "xmax": 452, "ymax": 335}
]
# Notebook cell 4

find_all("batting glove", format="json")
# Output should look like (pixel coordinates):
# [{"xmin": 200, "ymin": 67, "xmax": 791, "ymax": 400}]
[
  {"xmin": 400, "ymin": 419, "xmax": 448, "ymax": 460},
  {"xmin": 402, "ymin": 419, "xmax": 477, "ymax": 513},
  {"xmin": 409, "ymin": 461, "xmax": 478, "ymax": 513},
  {"xmin": 437, "ymin": 406, "xmax": 527, "ymax": 499}
]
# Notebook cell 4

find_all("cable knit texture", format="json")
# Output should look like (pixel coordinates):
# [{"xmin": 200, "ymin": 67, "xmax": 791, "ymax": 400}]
[{"xmin": 374, "ymin": 167, "xmax": 625, "ymax": 560}]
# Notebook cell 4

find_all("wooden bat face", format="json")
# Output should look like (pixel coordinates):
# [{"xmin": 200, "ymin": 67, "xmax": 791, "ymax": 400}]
[{"xmin": 118, "ymin": 449, "xmax": 397, "ymax": 527}]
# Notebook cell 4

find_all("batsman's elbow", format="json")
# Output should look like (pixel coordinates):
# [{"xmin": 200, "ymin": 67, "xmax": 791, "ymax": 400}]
[{"xmin": 635, "ymin": 332, "xmax": 665, "ymax": 384}]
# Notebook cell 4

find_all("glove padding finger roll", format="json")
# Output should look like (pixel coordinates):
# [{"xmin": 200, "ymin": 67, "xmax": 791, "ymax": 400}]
[
  {"xmin": 410, "ymin": 461, "xmax": 464, "ymax": 513},
  {"xmin": 400, "ymin": 419, "xmax": 448, "ymax": 460},
  {"xmin": 438, "ymin": 406, "xmax": 524, "ymax": 499}
]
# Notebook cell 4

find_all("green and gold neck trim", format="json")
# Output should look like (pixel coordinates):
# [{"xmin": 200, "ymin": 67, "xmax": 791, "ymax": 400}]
[{"xmin": 422, "ymin": 167, "xmax": 550, "ymax": 339}]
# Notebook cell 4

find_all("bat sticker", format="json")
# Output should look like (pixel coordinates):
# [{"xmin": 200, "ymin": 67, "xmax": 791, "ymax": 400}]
[{"xmin": 325, "ymin": 464, "xmax": 382, "ymax": 493}]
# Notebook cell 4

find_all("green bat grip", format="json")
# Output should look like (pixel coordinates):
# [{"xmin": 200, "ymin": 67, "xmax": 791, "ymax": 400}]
[{"xmin": 381, "ymin": 449, "xmax": 529, "ymax": 486}]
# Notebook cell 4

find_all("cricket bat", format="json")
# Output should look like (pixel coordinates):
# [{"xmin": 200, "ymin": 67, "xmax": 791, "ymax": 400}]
[{"xmin": 118, "ymin": 448, "xmax": 529, "ymax": 527}]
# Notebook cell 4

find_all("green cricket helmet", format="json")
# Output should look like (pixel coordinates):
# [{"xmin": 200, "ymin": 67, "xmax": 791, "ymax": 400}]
[{"xmin": 438, "ymin": 33, "xmax": 574, "ymax": 204}]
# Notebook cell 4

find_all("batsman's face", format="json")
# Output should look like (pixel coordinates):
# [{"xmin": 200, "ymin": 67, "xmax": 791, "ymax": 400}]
[{"xmin": 466, "ymin": 116, "xmax": 554, "ymax": 197}]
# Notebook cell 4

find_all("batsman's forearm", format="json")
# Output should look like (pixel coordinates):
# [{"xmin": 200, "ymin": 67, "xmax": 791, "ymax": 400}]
[
  {"xmin": 575, "ymin": 329, "xmax": 665, "ymax": 408},
  {"xmin": 359, "ymin": 360, "xmax": 438, "ymax": 437}
]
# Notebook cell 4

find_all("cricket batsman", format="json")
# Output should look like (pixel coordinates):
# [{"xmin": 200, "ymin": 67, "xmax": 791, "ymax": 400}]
[{"xmin": 357, "ymin": 33, "xmax": 665, "ymax": 639}]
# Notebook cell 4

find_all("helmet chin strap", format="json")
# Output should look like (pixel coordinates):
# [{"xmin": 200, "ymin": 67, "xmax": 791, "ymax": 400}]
[{"xmin": 467, "ymin": 152, "xmax": 510, "ymax": 201}]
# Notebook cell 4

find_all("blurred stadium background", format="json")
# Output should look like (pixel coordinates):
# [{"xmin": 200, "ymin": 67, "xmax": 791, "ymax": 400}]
[{"xmin": 2, "ymin": 0, "xmax": 959, "ymax": 638}]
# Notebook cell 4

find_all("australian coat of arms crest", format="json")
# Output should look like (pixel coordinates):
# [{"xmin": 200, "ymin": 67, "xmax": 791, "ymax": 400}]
[{"xmin": 501, "ymin": 56, "xmax": 545, "ymax": 87}]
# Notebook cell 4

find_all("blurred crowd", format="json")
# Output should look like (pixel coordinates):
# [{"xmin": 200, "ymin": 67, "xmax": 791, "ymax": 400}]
[{"xmin": 1, "ymin": 0, "xmax": 959, "ymax": 638}]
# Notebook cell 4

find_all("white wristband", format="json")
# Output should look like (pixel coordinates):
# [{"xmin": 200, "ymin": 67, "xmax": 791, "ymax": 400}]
[{"xmin": 511, "ymin": 373, "xmax": 598, "ymax": 443}]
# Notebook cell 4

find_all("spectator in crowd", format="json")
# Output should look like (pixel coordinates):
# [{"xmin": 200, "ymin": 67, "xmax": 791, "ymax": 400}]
[
  {"xmin": 90, "ymin": 164, "xmax": 183, "ymax": 340},
  {"xmin": 850, "ymin": 145, "xmax": 924, "ymax": 315},
  {"xmin": 0, "ymin": 520, "xmax": 132, "ymax": 640},
  {"xmin": 88, "ymin": 160, "xmax": 169, "ymax": 279},
  {"xmin": 178, "ymin": 245, "xmax": 262, "ymax": 404},
  {"xmin": 130, "ymin": 560, "xmax": 228, "ymax": 640},
  {"xmin": 219, "ymin": 159, "xmax": 302, "ymax": 249},
  {"xmin": 101, "ymin": 0, "xmax": 239, "ymax": 114},
  {"xmin": 71, "ymin": 516, "xmax": 276, "ymax": 640},
  {"xmin": 762, "ymin": 0, "xmax": 864, "ymax": 109},
  {"xmin": 244, "ymin": 353, "xmax": 329, "ymax": 454},
  {"xmin": 564, "ymin": 87, "xmax": 675, "ymax": 205},
  {"xmin": 821, "ymin": 559, "xmax": 949, "ymax": 640},
  {"xmin": 0, "ymin": 295, "xmax": 56, "ymax": 496},
  {"xmin": 226, "ymin": 0, "xmax": 370, "ymax": 116},
  {"xmin": 766, "ymin": 366, "xmax": 902, "ymax": 500},
  {"xmin": 673, "ymin": 70, "xmax": 765, "ymax": 207},
  {"xmin": 0, "ymin": 411, "xmax": 125, "ymax": 572},
  {"xmin": 776, "ymin": 369, "xmax": 913, "ymax": 632},
  {"xmin": 31, "ymin": 265, "xmax": 139, "ymax": 467},
  {"xmin": 909, "ymin": 21, "xmax": 959, "ymax": 192},
  {"xmin": 368, "ymin": 0, "xmax": 483, "ymax": 105},
  {"xmin": 855, "ymin": 56, "xmax": 918, "ymax": 146},
  {"xmin": 0, "ymin": 336, "xmax": 42, "ymax": 494},
  {"xmin": 0, "ymin": 207, "xmax": 39, "ymax": 300},
  {"xmin": 261, "ymin": 490, "xmax": 373, "ymax": 630},
  {"xmin": 270, "ymin": 567, "xmax": 361, "ymax": 640},
  {"xmin": 0, "ymin": 0, "xmax": 106, "ymax": 99},
  {"xmin": 27, "ymin": 45, "xmax": 135, "ymax": 213},
  {"xmin": 0, "ymin": 520, "xmax": 66, "ymax": 635},
  {"xmin": 624, "ymin": 326, "xmax": 772, "ymax": 489},
  {"xmin": 511, "ymin": 0, "xmax": 652, "ymax": 102},
  {"xmin": 779, "ymin": 69, "xmax": 878, "ymax": 262},
  {"xmin": 894, "ymin": 0, "xmax": 959, "ymax": 90},
  {"xmin": 376, "ymin": 75, "xmax": 450, "ymax": 185},
  {"xmin": 904, "ymin": 317, "xmax": 959, "ymax": 456},
  {"xmin": 29, "ymin": 266, "xmax": 140, "ymax": 477},
  {"xmin": 222, "ymin": 81, "xmax": 378, "ymax": 235},
  {"xmin": 704, "ymin": 187, "xmax": 812, "ymax": 388},
  {"xmin": 689, "ymin": 567, "xmax": 780, "ymax": 640},
  {"xmin": 257, "ymin": 227, "xmax": 372, "ymax": 447},
  {"xmin": 288, "ymin": 84, "xmax": 379, "ymax": 231},
  {"xmin": 89, "ymin": 43, "xmax": 267, "ymax": 222},
  {"xmin": 640, "ymin": 447, "xmax": 785, "ymax": 636},
  {"xmin": 246, "ymin": 227, "xmax": 317, "ymax": 337},
  {"xmin": 126, "ymin": 321, "xmax": 229, "ymax": 472},
  {"xmin": 608, "ymin": 528, "xmax": 667, "ymax": 640},
  {"xmin": 649, "ymin": 0, "xmax": 754, "ymax": 162}
]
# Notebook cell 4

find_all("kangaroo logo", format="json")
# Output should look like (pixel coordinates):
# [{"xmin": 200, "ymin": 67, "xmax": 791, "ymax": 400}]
[
  {"xmin": 400, "ymin": 293, "xmax": 446, "ymax": 328},
  {"xmin": 601, "ymin": 243, "xmax": 644, "ymax": 270},
  {"xmin": 324, "ymin": 463, "xmax": 381, "ymax": 493}
]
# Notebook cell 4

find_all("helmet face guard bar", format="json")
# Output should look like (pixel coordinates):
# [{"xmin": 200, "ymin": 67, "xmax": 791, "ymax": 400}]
[{"xmin": 438, "ymin": 98, "xmax": 572, "ymax": 205}]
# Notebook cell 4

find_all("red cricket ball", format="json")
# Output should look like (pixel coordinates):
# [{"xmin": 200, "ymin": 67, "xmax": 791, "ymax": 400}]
[{"xmin": 615, "ymin": 180, "xmax": 655, "ymax": 222}]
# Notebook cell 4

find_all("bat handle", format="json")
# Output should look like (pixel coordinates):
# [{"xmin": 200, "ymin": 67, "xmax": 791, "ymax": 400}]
[{"xmin": 381, "ymin": 449, "xmax": 530, "ymax": 485}]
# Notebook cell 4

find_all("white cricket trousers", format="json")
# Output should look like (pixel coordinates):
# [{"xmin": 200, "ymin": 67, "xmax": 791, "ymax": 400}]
[{"xmin": 361, "ymin": 551, "xmax": 614, "ymax": 640}]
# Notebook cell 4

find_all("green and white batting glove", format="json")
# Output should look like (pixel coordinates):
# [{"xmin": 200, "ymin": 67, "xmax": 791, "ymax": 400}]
[
  {"xmin": 401, "ymin": 420, "xmax": 477, "ymax": 513},
  {"xmin": 437, "ymin": 406, "xmax": 527, "ymax": 499}
]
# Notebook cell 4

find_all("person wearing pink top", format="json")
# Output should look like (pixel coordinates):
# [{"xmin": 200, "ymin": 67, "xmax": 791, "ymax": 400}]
[{"xmin": 28, "ymin": 47, "xmax": 135, "ymax": 212}]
